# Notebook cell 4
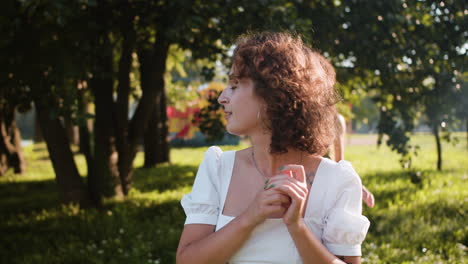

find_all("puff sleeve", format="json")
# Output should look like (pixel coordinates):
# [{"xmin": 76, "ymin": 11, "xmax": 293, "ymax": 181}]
[
  {"xmin": 322, "ymin": 161, "xmax": 370, "ymax": 256},
  {"xmin": 181, "ymin": 146, "xmax": 223, "ymax": 225}
]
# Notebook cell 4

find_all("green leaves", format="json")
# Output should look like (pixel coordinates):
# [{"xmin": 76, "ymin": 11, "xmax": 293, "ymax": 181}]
[{"xmin": 310, "ymin": 0, "xmax": 466, "ymax": 170}]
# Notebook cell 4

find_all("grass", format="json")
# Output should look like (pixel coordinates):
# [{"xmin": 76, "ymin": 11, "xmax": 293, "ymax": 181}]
[{"xmin": 0, "ymin": 133, "xmax": 466, "ymax": 263}]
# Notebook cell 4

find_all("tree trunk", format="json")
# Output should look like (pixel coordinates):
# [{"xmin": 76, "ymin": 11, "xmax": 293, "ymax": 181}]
[
  {"xmin": 34, "ymin": 100, "xmax": 88, "ymax": 204},
  {"xmin": 156, "ymin": 87, "xmax": 170, "ymax": 163},
  {"xmin": 78, "ymin": 90, "xmax": 93, "ymax": 155},
  {"xmin": 432, "ymin": 123, "xmax": 442, "ymax": 171},
  {"xmin": 77, "ymin": 88, "xmax": 95, "ymax": 206},
  {"xmin": 65, "ymin": 118, "xmax": 79, "ymax": 146},
  {"xmin": 140, "ymin": 32, "xmax": 170, "ymax": 168},
  {"xmin": 0, "ymin": 103, "xmax": 26, "ymax": 176},
  {"xmin": 89, "ymin": 8, "xmax": 123, "ymax": 203},
  {"xmin": 33, "ymin": 110, "xmax": 43, "ymax": 143},
  {"xmin": 143, "ymin": 105, "xmax": 159, "ymax": 168},
  {"xmin": 11, "ymin": 121, "xmax": 25, "ymax": 174},
  {"xmin": 90, "ymin": 69, "xmax": 123, "ymax": 202},
  {"xmin": 143, "ymin": 104, "xmax": 171, "ymax": 167},
  {"xmin": 115, "ymin": 10, "xmax": 136, "ymax": 195}
]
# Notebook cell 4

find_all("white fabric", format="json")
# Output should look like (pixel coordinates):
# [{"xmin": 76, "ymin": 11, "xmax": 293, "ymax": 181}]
[
  {"xmin": 181, "ymin": 146, "xmax": 370, "ymax": 263},
  {"xmin": 181, "ymin": 146, "xmax": 223, "ymax": 225}
]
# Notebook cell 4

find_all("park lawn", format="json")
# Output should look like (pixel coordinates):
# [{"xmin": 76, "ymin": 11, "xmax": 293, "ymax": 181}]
[{"xmin": 0, "ymin": 133, "xmax": 466, "ymax": 263}]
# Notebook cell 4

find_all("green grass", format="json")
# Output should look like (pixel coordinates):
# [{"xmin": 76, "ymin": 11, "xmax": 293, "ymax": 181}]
[{"xmin": 0, "ymin": 133, "xmax": 466, "ymax": 263}]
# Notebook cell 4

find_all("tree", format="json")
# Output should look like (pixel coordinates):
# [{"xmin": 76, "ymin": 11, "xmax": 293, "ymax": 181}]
[
  {"xmin": 1, "ymin": 0, "xmax": 312, "ymax": 206},
  {"xmin": 296, "ymin": 0, "xmax": 466, "ymax": 170},
  {"xmin": 0, "ymin": 100, "xmax": 26, "ymax": 176},
  {"xmin": 7, "ymin": 0, "xmax": 463, "ymax": 206},
  {"xmin": 368, "ymin": 0, "xmax": 465, "ymax": 170},
  {"xmin": 0, "ymin": 0, "xmax": 91, "ymax": 203},
  {"xmin": 194, "ymin": 83, "xmax": 227, "ymax": 142},
  {"xmin": 139, "ymin": 0, "xmax": 311, "ymax": 168}
]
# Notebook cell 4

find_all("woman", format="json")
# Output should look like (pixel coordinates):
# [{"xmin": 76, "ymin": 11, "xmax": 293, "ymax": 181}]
[
  {"xmin": 177, "ymin": 32, "xmax": 370, "ymax": 264},
  {"xmin": 332, "ymin": 113, "xmax": 375, "ymax": 208}
]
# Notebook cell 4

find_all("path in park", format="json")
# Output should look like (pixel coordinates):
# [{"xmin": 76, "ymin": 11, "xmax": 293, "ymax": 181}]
[{"xmin": 347, "ymin": 134, "xmax": 378, "ymax": 146}]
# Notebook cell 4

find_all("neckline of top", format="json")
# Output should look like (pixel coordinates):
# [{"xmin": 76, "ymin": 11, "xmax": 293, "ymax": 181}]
[{"xmin": 220, "ymin": 150, "xmax": 328, "ymax": 219}]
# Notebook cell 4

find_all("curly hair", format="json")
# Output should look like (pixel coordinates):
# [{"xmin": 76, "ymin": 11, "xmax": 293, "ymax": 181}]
[{"xmin": 231, "ymin": 32, "xmax": 339, "ymax": 155}]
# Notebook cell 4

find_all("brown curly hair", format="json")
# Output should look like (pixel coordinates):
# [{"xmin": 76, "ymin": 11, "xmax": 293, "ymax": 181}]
[{"xmin": 231, "ymin": 32, "xmax": 339, "ymax": 155}]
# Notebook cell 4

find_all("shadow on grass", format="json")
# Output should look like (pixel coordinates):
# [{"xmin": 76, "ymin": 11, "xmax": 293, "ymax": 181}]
[
  {"xmin": 362, "ymin": 170, "xmax": 422, "ymax": 200},
  {"xmin": 0, "ymin": 162, "xmax": 198, "ymax": 263},
  {"xmin": 32, "ymin": 145, "xmax": 48, "ymax": 152},
  {"xmin": 362, "ymin": 197, "xmax": 467, "ymax": 262},
  {"xmin": 365, "ymin": 198, "xmax": 467, "ymax": 254},
  {"xmin": 1, "ymin": 198, "xmax": 186, "ymax": 264},
  {"xmin": 363, "ymin": 169, "xmax": 415, "ymax": 183},
  {"xmin": 0, "ymin": 179, "xmax": 60, "ymax": 216},
  {"xmin": 0, "ymin": 163, "xmax": 198, "ymax": 215},
  {"xmin": 132, "ymin": 164, "xmax": 198, "ymax": 193},
  {"xmin": 362, "ymin": 168, "xmax": 466, "ymax": 206},
  {"xmin": 0, "ymin": 163, "xmax": 190, "ymax": 263},
  {"xmin": 362, "ymin": 169, "xmax": 467, "ymax": 252},
  {"xmin": 31, "ymin": 145, "xmax": 52, "ymax": 161},
  {"xmin": 1, "ymin": 162, "xmax": 466, "ymax": 263}
]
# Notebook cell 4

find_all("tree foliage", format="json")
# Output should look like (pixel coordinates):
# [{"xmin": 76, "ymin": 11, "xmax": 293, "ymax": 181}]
[
  {"xmin": 0, "ymin": 0, "xmax": 465, "ymax": 203},
  {"xmin": 297, "ymin": 0, "xmax": 466, "ymax": 170},
  {"xmin": 193, "ymin": 83, "xmax": 226, "ymax": 142}
]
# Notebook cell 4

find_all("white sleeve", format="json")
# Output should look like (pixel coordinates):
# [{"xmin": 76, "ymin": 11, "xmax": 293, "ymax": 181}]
[
  {"xmin": 180, "ymin": 146, "xmax": 223, "ymax": 225},
  {"xmin": 322, "ymin": 161, "xmax": 370, "ymax": 256}
]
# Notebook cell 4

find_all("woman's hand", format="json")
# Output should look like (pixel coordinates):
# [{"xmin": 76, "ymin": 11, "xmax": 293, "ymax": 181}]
[
  {"xmin": 240, "ymin": 187, "xmax": 291, "ymax": 228},
  {"xmin": 266, "ymin": 165, "xmax": 309, "ymax": 226}
]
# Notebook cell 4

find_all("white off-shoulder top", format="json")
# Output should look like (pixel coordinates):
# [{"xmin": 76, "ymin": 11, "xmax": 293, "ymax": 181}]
[{"xmin": 181, "ymin": 146, "xmax": 370, "ymax": 264}]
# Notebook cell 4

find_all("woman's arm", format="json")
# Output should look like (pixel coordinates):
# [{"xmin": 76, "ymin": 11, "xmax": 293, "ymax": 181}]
[
  {"xmin": 337, "ymin": 256, "xmax": 361, "ymax": 264},
  {"xmin": 333, "ymin": 114, "xmax": 346, "ymax": 162},
  {"xmin": 177, "ymin": 188, "xmax": 290, "ymax": 264},
  {"xmin": 287, "ymin": 221, "xmax": 360, "ymax": 264},
  {"xmin": 176, "ymin": 218, "xmax": 254, "ymax": 264}
]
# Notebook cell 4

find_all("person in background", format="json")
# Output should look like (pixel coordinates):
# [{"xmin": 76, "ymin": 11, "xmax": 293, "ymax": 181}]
[
  {"xmin": 333, "ymin": 113, "xmax": 375, "ymax": 208},
  {"xmin": 317, "ymin": 52, "xmax": 375, "ymax": 209}
]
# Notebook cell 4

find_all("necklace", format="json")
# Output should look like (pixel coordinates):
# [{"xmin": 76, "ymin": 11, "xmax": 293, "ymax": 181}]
[
  {"xmin": 251, "ymin": 149, "xmax": 315, "ymax": 186},
  {"xmin": 251, "ymin": 149, "xmax": 268, "ymax": 178}
]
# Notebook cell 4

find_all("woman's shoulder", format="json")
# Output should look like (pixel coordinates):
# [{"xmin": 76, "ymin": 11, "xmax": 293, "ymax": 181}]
[
  {"xmin": 204, "ymin": 145, "xmax": 243, "ymax": 157},
  {"xmin": 319, "ymin": 158, "xmax": 361, "ymax": 187},
  {"xmin": 201, "ymin": 146, "xmax": 236, "ymax": 171},
  {"xmin": 197, "ymin": 146, "xmax": 224, "ymax": 177},
  {"xmin": 205, "ymin": 145, "xmax": 223, "ymax": 157}
]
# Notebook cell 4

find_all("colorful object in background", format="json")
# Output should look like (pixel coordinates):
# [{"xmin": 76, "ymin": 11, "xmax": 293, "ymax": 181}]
[
  {"xmin": 167, "ymin": 82, "xmax": 226, "ymax": 141},
  {"xmin": 167, "ymin": 82, "xmax": 239, "ymax": 146},
  {"xmin": 194, "ymin": 82, "xmax": 227, "ymax": 142},
  {"xmin": 167, "ymin": 106, "xmax": 200, "ymax": 140}
]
